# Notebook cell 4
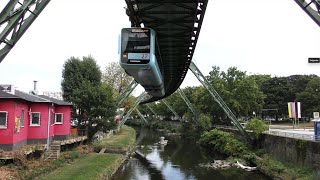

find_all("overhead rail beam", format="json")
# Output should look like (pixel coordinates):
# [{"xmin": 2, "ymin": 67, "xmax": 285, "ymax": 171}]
[
  {"xmin": 0, "ymin": 0, "xmax": 51, "ymax": 63},
  {"xmin": 125, "ymin": 0, "xmax": 209, "ymax": 103},
  {"xmin": 178, "ymin": 88, "xmax": 198, "ymax": 118},
  {"xmin": 294, "ymin": 0, "xmax": 320, "ymax": 27},
  {"xmin": 189, "ymin": 62, "xmax": 253, "ymax": 143},
  {"xmin": 161, "ymin": 99, "xmax": 181, "ymax": 121}
]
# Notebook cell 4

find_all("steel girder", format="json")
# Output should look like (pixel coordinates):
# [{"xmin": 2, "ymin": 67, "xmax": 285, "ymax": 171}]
[
  {"xmin": 161, "ymin": 99, "xmax": 181, "ymax": 121},
  {"xmin": 294, "ymin": 0, "xmax": 320, "ymax": 27},
  {"xmin": 0, "ymin": 0, "xmax": 51, "ymax": 63},
  {"xmin": 125, "ymin": 0, "xmax": 209, "ymax": 104},
  {"xmin": 177, "ymin": 88, "xmax": 198, "ymax": 118},
  {"xmin": 146, "ymin": 103, "xmax": 157, "ymax": 116},
  {"xmin": 115, "ymin": 80, "xmax": 138, "ymax": 108},
  {"xmin": 136, "ymin": 108, "xmax": 148, "ymax": 123},
  {"xmin": 189, "ymin": 62, "xmax": 253, "ymax": 143},
  {"xmin": 119, "ymin": 92, "xmax": 147, "ymax": 127}
]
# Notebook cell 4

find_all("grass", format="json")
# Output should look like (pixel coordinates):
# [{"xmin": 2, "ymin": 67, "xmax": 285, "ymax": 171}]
[
  {"xmin": 40, "ymin": 154, "xmax": 124, "ymax": 180},
  {"xmin": 92, "ymin": 126, "xmax": 136, "ymax": 152},
  {"xmin": 255, "ymin": 154, "xmax": 319, "ymax": 180}
]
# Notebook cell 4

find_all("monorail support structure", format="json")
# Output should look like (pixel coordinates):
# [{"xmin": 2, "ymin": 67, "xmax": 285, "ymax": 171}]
[
  {"xmin": 189, "ymin": 62, "xmax": 253, "ymax": 143},
  {"xmin": 119, "ymin": 92, "xmax": 146, "ymax": 127},
  {"xmin": 0, "ymin": 0, "xmax": 51, "ymax": 63},
  {"xmin": 136, "ymin": 108, "xmax": 148, "ymax": 123},
  {"xmin": 161, "ymin": 99, "xmax": 181, "ymax": 121},
  {"xmin": 177, "ymin": 88, "xmax": 198, "ymax": 118},
  {"xmin": 146, "ymin": 104, "xmax": 157, "ymax": 116},
  {"xmin": 294, "ymin": 0, "xmax": 320, "ymax": 27},
  {"xmin": 116, "ymin": 80, "xmax": 138, "ymax": 108}
]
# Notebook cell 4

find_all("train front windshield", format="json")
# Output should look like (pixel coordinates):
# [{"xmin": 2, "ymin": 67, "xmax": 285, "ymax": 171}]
[{"xmin": 121, "ymin": 28, "xmax": 151, "ymax": 64}]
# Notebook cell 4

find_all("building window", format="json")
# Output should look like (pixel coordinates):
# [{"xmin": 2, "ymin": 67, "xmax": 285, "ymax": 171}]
[
  {"xmin": 21, "ymin": 109, "xmax": 25, "ymax": 127},
  {"xmin": 0, "ymin": 112, "xmax": 8, "ymax": 128},
  {"xmin": 55, "ymin": 113, "xmax": 63, "ymax": 124},
  {"xmin": 30, "ymin": 112, "xmax": 40, "ymax": 126}
]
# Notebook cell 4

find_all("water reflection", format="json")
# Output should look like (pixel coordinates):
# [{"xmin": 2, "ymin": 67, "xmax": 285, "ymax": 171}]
[{"xmin": 113, "ymin": 127, "xmax": 270, "ymax": 180}]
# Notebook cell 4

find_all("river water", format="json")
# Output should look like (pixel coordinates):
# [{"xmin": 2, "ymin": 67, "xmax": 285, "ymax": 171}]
[{"xmin": 113, "ymin": 127, "xmax": 270, "ymax": 180}]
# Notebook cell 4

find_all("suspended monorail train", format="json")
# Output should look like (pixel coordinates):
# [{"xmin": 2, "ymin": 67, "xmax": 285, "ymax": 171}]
[{"xmin": 119, "ymin": 28, "xmax": 165, "ymax": 97}]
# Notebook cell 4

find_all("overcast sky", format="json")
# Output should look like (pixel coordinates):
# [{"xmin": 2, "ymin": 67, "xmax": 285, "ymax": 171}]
[{"xmin": 0, "ymin": 0, "xmax": 319, "ymax": 94}]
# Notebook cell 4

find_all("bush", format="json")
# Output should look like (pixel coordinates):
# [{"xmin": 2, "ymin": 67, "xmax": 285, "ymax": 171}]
[
  {"xmin": 245, "ymin": 118, "xmax": 268, "ymax": 139},
  {"xmin": 199, "ymin": 129, "xmax": 249, "ymax": 156}
]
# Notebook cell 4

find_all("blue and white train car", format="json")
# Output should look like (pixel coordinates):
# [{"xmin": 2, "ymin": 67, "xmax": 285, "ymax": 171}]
[{"xmin": 119, "ymin": 28, "xmax": 165, "ymax": 97}]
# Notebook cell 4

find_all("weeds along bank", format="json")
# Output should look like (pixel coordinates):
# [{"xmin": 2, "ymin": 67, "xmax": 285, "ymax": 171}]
[
  {"xmin": 199, "ymin": 129, "xmax": 319, "ymax": 179},
  {"xmin": 0, "ymin": 126, "xmax": 136, "ymax": 180}
]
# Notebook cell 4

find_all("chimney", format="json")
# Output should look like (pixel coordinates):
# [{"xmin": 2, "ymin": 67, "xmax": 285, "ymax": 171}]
[{"xmin": 33, "ymin": 80, "xmax": 37, "ymax": 91}]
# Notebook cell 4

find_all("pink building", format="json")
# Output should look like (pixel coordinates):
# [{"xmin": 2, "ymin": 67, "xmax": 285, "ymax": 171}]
[{"xmin": 0, "ymin": 90, "xmax": 72, "ymax": 151}]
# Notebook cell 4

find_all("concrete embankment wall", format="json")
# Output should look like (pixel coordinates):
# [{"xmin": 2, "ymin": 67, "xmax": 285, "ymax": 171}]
[{"xmin": 218, "ymin": 128, "xmax": 320, "ymax": 170}]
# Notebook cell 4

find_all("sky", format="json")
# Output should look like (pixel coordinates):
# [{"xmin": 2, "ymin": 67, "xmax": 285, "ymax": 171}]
[{"xmin": 0, "ymin": 0, "xmax": 319, "ymax": 94}]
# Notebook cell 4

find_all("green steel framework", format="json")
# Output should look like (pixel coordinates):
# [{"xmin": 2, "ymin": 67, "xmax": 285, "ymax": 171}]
[
  {"xmin": 189, "ymin": 62, "xmax": 253, "ymax": 142},
  {"xmin": 294, "ymin": 0, "xmax": 320, "ymax": 27},
  {"xmin": 0, "ymin": 0, "xmax": 51, "ymax": 63}
]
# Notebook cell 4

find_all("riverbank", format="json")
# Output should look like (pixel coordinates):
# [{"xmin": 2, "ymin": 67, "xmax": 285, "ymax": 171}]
[
  {"xmin": 199, "ymin": 129, "xmax": 318, "ymax": 179},
  {"xmin": 0, "ymin": 126, "xmax": 136, "ymax": 180}
]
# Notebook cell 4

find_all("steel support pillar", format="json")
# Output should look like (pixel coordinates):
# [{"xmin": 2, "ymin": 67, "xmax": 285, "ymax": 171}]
[
  {"xmin": 115, "ymin": 80, "xmax": 138, "ymax": 108},
  {"xmin": 0, "ymin": 0, "xmax": 51, "ymax": 63},
  {"xmin": 119, "ymin": 92, "xmax": 146, "ymax": 127},
  {"xmin": 136, "ymin": 108, "xmax": 148, "ymax": 123},
  {"xmin": 189, "ymin": 62, "xmax": 253, "ymax": 142},
  {"xmin": 161, "ymin": 99, "xmax": 181, "ymax": 121},
  {"xmin": 146, "ymin": 104, "xmax": 157, "ymax": 116},
  {"xmin": 177, "ymin": 88, "xmax": 198, "ymax": 118},
  {"xmin": 294, "ymin": 0, "xmax": 320, "ymax": 27}
]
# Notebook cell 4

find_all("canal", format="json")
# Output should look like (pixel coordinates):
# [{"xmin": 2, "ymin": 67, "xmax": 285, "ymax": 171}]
[{"xmin": 113, "ymin": 127, "xmax": 270, "ymax": 180}]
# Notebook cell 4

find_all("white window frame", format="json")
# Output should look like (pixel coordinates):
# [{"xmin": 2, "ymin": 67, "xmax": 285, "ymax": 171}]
[
  {"xmin": 0, "ymin": 111, "xmax": 8, "ymax": 129},
  {"xmin": 55, "ymin": 113, "xmax": 63, "ymax": 124},
  {"xmin": 30, "ymin": 112, "xmax": 41, "ymax": 126},
  {"xmin": 21, "ymin": 109, "xmax": 25, "ymax": 127}
]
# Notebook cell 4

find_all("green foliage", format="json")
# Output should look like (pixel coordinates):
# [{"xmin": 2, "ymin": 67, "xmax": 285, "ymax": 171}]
[
  {"xmin": 191, "ymin": 66, "xmax": 265, "ymax": 123},
  {"xmin": 199, "ymin": 129, "xmax": 249, "ymax": 156},
  {"xmin": 180, "ymin": 113, "xmax": 213, "ymax": 140},
  {"xmin": 61, "ymin": 56, "xmax": 116, "ymax": 140},
  {"xmin": 102, "ymin": 62, "xmax": 133, "ymax": 94},
  {"xmin": 297, "ymin": 77, "xmax": 320, "ymax": 118},
  {"xmin": 245, "ymin": 118, "xmax": 268, "ymax": 139}
]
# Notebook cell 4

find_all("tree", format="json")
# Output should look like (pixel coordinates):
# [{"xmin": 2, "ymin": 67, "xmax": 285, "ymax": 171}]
[
  {"xmin": 297, "ymin": 77, "xmax": 320, "ymax": 118},
  {"xmin": 102, "ymin": 62, "xmax": 133, "ymax": 95},
  {"xmin": 193, "ymin": 66, "xmax": 265, "ymax": 123},
  {"xmin": 61, "ymin": 56, "xmax": 116, "ymax": 139}
]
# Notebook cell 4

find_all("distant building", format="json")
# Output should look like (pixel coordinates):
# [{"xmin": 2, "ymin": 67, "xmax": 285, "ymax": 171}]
[{"xmin": 42, "ymin": 91, "xmax": 63, "ymax": 100}]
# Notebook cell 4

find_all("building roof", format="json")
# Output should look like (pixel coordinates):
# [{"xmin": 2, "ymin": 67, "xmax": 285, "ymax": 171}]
[
  {"xmin": 14, "ymin": 90, "xmax": 52, "ymax": 103},
  {"xmin": 0, "ymin": 91, "xmax": 20, "ymax": 99},
  {"xmin": 39, "ymin": 95, "xmax": 72, "ymax": 106}
]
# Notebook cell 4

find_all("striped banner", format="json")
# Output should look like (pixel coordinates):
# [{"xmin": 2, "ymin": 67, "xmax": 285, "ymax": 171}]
[
  {"xmin": 292, "ymin": 102, "xmax": 296, "ymax": 119},
  {"xmin": 297, "ymin": 102, "xmax": 301, "ymax": 118},
  {"xmin": 288, "ymin": 102, "xmax": 292, "ymax": 118}
]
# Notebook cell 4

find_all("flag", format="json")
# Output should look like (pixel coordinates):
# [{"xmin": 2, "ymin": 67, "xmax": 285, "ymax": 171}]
[
  {"xmin": 292, "ymin": 102, "xmax": 296, "ymax": 119},
  {"xmin": 288, "ymin": 102, "xmax": 292, "ymax": 118},
  {"xmin": 297, "ymin": 102, "xmax": 301, "ymax": 118}
]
